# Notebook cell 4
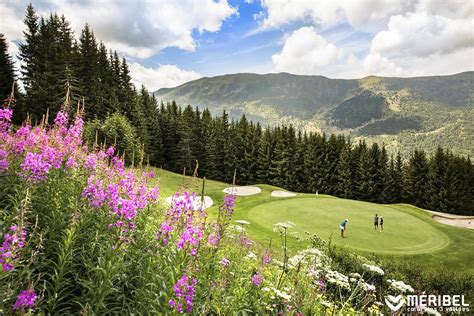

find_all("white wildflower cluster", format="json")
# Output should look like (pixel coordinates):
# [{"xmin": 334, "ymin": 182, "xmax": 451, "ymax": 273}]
[
  {"xmin": 288, "ymin": 254, "xmax": 305, "ymax": 267},
  {"xmin": 387, "ymin": 279, "xmax": 414, "ymax": 293},
  {"xmin": 347, "ymin": 273, "xmax": 376, "ymax": 292},
  {"xmin": 228, "ymin": 225, "xmax": 245, "ymax": 233},
  {"xmin": 359, "ymin": 281, "xmax": 376, "ymax": 292},
  {"xmin": 288, "ymin": 248, "xmax": 330, "ymax": 271},
  {"xmin": 264, "ymin": 287, "xmax": 292, "ymax": 301},
  {"xmin": 274, "ymin": 288, "xmax": 291, "ymax": 300},
  {"xmin": 245, "ymin": 252, "xmax": 257, "ymax": 261},
  {"xmin": 362, "ymin": 263, "xmax": 385, "ymax": 276},
  {"xmin": 321, "ymin": 300, "xmax": 333, "ymax": 308},
  {"xmin": 273, "ymin": 221, "xmax": 295, "ymax": 233},
  {"xmin": 349, "ymin": 272, "xmax": 362, "ymax": 283},
  {"xmin": 325, "ymin": 269, "xmax": 351, "ymax": 290}
]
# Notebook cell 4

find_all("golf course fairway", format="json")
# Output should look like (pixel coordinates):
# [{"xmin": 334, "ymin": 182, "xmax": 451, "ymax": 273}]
[
  {"xmin": 154, "ymin": 168, "xmax": 474, "ymax": 272},
  {"xmin": 246, "ymin": 197, "xmax": 450, "ymax": 254}
]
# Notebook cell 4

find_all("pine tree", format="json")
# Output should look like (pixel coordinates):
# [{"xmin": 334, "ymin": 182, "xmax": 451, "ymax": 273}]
[
  {"xmin": 336, "ymin": 145, "xmax": 353, "ymax": 198},
  {"xmin": 243, "ymin": 122, "xmax": 261, "ymax": 185},
  {"xmin": 0, "ymin": 34, "xmax": 17, "ymax": 99},
  {"xmin": 256, "ymin": 128, "xmax": 274, "ymax": 184},
  {"xmin": 405, "ymin": 149, "xmax": 429, "ymax": 208},
  {"xmin": 78, "ymin": 24, "xmax": 100, "ymax": 120},
  {"xmin": 428, "ymin": 147, "xmax": 448, "ymax": 211},
  {"xmin": 377, "ymin": 145, "xmax": 389, "ymax": 203},
  {"xmin": 175, "ymin": 105, "xmax": 196, "ymax": 173},
  {"xmin": 357, "ymin": 142, "xmax": 380, "ymax": 201},
  {"xmin": 291, "ymin": 131, "xmax": 306, "ymax": 192}
]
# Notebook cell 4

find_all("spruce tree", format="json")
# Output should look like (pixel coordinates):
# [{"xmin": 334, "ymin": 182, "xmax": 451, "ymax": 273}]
[
  {"xmin": 405, "ymin": 149, "xmax": 429, "ymax": 208},
  {"xmin": 0, "ymin": 34, "xmax": 16, "ymax": 99},
  {"xmin": 78, "ymin": 24, "xmax": 100, "ymax": 120},
  {"xmin": 336, "ymin": 145, "xmax": 354, "ymax": 198},
  {"xmin": 256, "ymin": 128, "xmax": 274, "ymax": 184}
]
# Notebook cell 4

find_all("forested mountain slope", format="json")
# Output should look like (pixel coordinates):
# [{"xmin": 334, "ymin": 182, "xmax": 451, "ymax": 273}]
[{"xmin": 155, "ymin": 72, "xmax": 473, "ymax": 156}]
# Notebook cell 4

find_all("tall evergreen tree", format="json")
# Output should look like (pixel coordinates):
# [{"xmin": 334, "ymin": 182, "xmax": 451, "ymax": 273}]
[
  {"xmin": 0, "ymin": 33, "xmax": 16, "ymax": 99},
  {"xmin": 336, "ymin": 145, "xmax": 354, "ymax": 198},
  {"xmin": 405, "ymin": 149, "xmax": 430, "ymax": 208}
]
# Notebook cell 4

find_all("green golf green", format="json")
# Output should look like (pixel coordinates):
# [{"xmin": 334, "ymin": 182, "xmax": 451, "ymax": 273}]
[{"xmin": 247, "ymin": 197, "xmax": 450, "ymax": 255}]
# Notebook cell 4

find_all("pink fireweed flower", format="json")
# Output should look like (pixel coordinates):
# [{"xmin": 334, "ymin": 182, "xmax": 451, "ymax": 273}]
[
  {"xmin": 176, "ymin": 225, "xmax": 203, "ymax": 256},
  {"xmin": 106, "ymin": 146, "xmax": 115, "ymax": 157},
  {"xmin": 0, "ymin": 226, "xmax": 27, "ymax": 272},
  {"xmin": 263, "ymin": 253, "xmax": 271, "ymax": 266},
  {"xmin": 85, "ymin": 153, "xmax": 98, "ymax": 169},
  {"xmin": 54, "ymin": 110, "xmax": 68, "ymax": 135},
  {"xmin": 20, "ymin": 152, "xmax": 52, "ymax": 182},
  {"xmin": 207, "ymin": 223, "xmax": 221, "ymax": 248},
  {"xmin": 0, "ymin": 107, "xmax": 13, "ymax": 135},
  {"xmin": 12, "ymin": 288, "xmax": 37, "ymax": 311},
  {"xmin": 169, "ymin": 275, "xmax": 197, "ymax": 313},
  {"xmin": 82, "ymin": 176, "xmax": 106, "ymax": 208},
  {"xmin": 65, "ymin": 156, "xmax": 78, "ymax": 169},
  {"xmin": 240, "ymin": 236, "xmax": 253, "ymax": 248},
  {"xmin": 220, "ymin": 258, "xmax": 230, "ymax": 267},
  {"xmin": 251, "ymin": 273, "xmax": 263, "ymax": 287},
  {"xmin": 54, "ymin": 110, "xmax": 68, "ymax": 127},
  {"xmin": 0, "ymin": 149, "xmax": 8, "ymax": 172},
  {"xmin": 222, "ymin": 193, "xmax": 237, "ymax": 217}
]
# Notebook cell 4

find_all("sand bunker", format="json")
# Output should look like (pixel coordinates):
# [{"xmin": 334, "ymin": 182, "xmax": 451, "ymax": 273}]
[
  {"xmin": 165, "ymin": 195, "xmax": 214, "ymax": 211},
  {"xmin": 223, "ymin": 186, "xmax": 261, "ymax": 196},
  {"xmin": 426, "ymin": 210, "xmax": 474, "ymax": 229},
  {"xmin": 271, "ymin": 190, "xmax": 297, "ymax": 197}
]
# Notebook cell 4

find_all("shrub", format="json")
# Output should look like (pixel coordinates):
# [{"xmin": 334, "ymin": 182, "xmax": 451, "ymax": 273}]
[{"xmin": 83, "ymin": 113, "xmax": 141, "ymax": 166}]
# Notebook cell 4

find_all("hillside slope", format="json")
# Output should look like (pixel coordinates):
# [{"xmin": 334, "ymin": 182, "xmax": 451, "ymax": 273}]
[{"xmin": 155, "ymin": 72, "xmax": 473, "ymax": 156}]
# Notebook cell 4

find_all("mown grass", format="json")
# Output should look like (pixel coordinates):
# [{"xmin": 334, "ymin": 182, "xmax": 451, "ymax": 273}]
[{"xmin": 153, "ymin": 168, "xmax": 474, "ymax": 273}]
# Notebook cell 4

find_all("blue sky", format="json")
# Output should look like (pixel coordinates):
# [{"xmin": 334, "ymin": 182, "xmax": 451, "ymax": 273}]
[
  {"xmin": 142, "ymin": 1, "xmax": 279, "ymax": 75},
  {"xmin": 1, "ymin": 0, "xmax": 473, "ymax": 91}
]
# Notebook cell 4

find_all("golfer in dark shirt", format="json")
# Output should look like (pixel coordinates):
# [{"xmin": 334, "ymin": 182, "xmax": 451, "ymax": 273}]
[
  {"xmin": 380, "ymin": 216, "xmax": 384, "ymax": 231},
  {"xmin": 340, "ymin": 219, "xmax": 348, "ymax": 238},
  {"xmin": 374, "ymin": 214, "xmax": 379, "ymax": 230}
]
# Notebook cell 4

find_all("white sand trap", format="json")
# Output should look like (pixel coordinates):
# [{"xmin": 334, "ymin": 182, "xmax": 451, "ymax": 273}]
[
  {"xmin": 223, "ymin": 186, "xmax": 261, "ymax": 196},
  {"xmin": 425, "ymin": 210, "xmax": 474, "ymax": 229},
  {"xmin": 271, "ymin": 190, "xmax": 297, "ymax": 197},
  {"xmin": 432, "ymin": 216, "xmax": 474, "ymax": 229},
  {"xmin": 165, "ymin": 195, "xmax": 214, "ymax": 211}
]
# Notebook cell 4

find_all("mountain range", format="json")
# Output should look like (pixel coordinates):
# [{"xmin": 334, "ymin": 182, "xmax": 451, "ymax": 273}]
[{"xmin": 154, "ymin": 71, "xmax": 473, "ymax": 157}]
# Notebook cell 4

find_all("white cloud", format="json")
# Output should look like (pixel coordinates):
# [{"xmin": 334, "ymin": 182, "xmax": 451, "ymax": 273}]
[
  {"xmin": 129, "ymin": 63, "xmax": 201, "ymax": 91},
  {"xmin": 363, "ymin": 10, "xmax": 474, "ymax": 76},
  {"xmin": 257, "ymin": 0, "xmax": 410, "ymax": 28},
  {"xmin": 371, "ymin": 12, "xmax": 474, "ymax": 58},
  {"xmin": 272, "ymin": 27, "xmax": 343, "ymax": 74},
  {"xmin": 0, "ymin": 0, "xmax": 237, "ymax": 59},
  {"xmin": 363, "ymin": 53, "xmax": 404, "ymax": 76}
]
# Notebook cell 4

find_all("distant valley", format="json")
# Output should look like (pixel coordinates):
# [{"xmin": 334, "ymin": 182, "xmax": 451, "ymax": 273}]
[{"xmin": 154, "ymin": 72, "xmax": 473, "ymax": 157}]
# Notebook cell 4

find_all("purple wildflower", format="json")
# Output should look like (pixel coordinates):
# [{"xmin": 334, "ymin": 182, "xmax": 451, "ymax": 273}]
[
  {"xmin": 12, "ymin": 288, "xmax": 37, "ymax": 311},
  {"xmin": 251, "ymin": 273, "xmax": 263, "ymax": 287},
  {"xmin": 0, "ymin": 225, "xmax": 27, "ymax": 272},
  {"xmin": 222, "ymin": 193, "xmax": 236, "ymax": 217},
  {"xmin": 220, "ymin": 258, "xmax": 230, "ymax": 267},
  {"xmin": 106, "ymin": 146, "xmax": 115, "ymax": 157},
  {"xmin": 263, "ymin": 253, "xmax": 271, "ymax": 266},
  {"xmin": 169, "ymin": 275, "xmax": 197, "ymax": 313}
]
